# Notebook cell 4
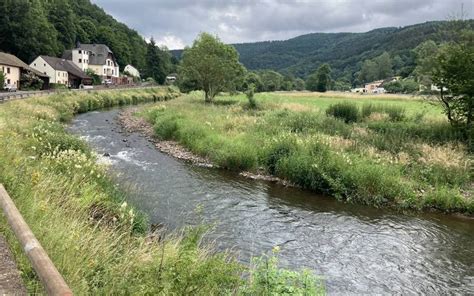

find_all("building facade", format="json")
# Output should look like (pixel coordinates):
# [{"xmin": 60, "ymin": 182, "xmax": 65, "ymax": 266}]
[
  {"xmin": 63, "ymin": 43, "xmax": 119, "ymax": 82},
  {"xmin": 30, "ymin": 56, "xmax": 90, "ymax": 88},
  {"xmin": 0, "ymin": 53, "xmax": 21, "ymax": 88}
]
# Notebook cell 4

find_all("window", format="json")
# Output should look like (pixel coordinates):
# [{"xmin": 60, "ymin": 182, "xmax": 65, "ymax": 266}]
[
  {"xmin": 79, "ymin": 59, "xmax": 82, "ymax": 63},
  {"xmin": 78, "ymin": 50, "xmax": 82, "ymax": 54},
  {"xmin": 58, "ymin": 72, "xmax": 60, "ymax": 77},
  {"xmin": 34, "ymin": 63, "xmax": 36, "ymax": 66},
  {"xmin": 7, "ymin": 67, "xmax": 10, "ymax": 74},
  {"xmin": 7, "ymin": 79, "xmax": 10, "ymax": 84},
  {"xmin": 44, "ymin": 63, "xmax": 46, "ymax": 67},
  {"xmin": 104, "ymin": 69, "xmax": 106, "ymax": 74}
]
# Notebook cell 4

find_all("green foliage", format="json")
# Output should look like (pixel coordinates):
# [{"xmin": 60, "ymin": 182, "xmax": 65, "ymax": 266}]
[
  {"xmin": 307, "ymin": 64, "xmax": 332, "ymax": 92},
  {"xmin": 144, "ymin": 38, "xmax": 172, "ymax": 84},
  {"xmin": 358, "ymin": 52, "xmax": 393, "ymax": 83},
  {"xmin": 259, "ymin": 70, "xmax": 284, "ymax": 92},
  {"xmin": 145, "ymin": 92, "xmax": 472, "ymax": 214},
  {"xmin": 0, "ymin": 71, "xmax": 5, "ymax": 88},
  {"xmin": 246, "ymin": 83, "xmax": 257, "ymax": 109},
  {"xmin": 294, "ymin": 78, "xmax": 306, "ymax": 91},
  {"xmin": 85, "ymin": 69, "xmax": 101, "ymax": 85},
  {"xmin": 243, "ymin": 251, "xmax": 324, "ymax": 295},
  {"xmin": 431, "ymin": 25, "xmax": 474, "ymax": 150},
  {"xmin": 326, "ymin": 102, "xmax": 360, "ymax": 123},
  {"xmin": 0, "ymin": 0, "xmax": 150, "ymax": 72},
  {"xmin": 384, "ymin": 79, "xmax": 418, "ymax": 94},
  {"xmin": 179, "ymin": 33, "xmax": 245, "ymax": 102},
  {"xmin": 413, "ymin": 40, "xmax": 439, "ymax": 86}
]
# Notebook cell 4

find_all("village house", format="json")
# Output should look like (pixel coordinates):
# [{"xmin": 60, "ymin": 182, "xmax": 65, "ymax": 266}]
[
  {"xmin": 30, "ymin": 56, "xmax": 91, "ymax": 88},
  {"xmin": 62, "ymin": 43, "xmax": 120, "ymax": 83},
  {"xmin": 0, "ymin": 52, "xmax": 49, "ymax": 90},
  {"xmin": 124, "ymin": 64, "xmax": 140, "ymax": 78}
]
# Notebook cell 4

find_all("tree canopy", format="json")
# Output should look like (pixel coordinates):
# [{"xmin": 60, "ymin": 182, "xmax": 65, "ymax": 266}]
[{"xmin": 178, "ymin": 33, "xmax": 245, "ymax": 102}]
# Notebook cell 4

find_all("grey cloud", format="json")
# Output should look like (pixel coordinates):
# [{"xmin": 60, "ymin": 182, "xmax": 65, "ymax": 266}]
[{"xmin": 91, "ymin": 0, "xmax": 473, "ymax": 48}]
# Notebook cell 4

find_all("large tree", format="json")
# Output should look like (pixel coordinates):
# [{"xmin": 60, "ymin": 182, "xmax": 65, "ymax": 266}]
[
  {"xmin": 306, "ymin": 64, "xmax": 332, "ymax": 92},
  {"xmin": 432, "ymin": 28, "xmax": 474, "ymax": 150},
  {"xmin": 144, "ymin": 38, "xmax": 171, "ymax": 84},
  {"xmin": 179, "ymin": 33, "xmax": 245, "ymax": 103}
]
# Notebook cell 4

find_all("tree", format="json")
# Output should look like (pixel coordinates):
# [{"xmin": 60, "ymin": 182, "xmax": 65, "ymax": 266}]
[
  {"xmin": 294, "ymin": 78, "xmax": 305, "ymax": 91},
  {"xmin": 179, "ymin": 33, "xmax": 245, "ymax": 102},
  {"xmin": 47, "ymin": 0, "xmax": 77, "ymax": 53},
  {"xmin": 358, "ymin": 52, "xmax": 393, "ymax": 83},
  {"xmin": 259, "ymin": 70, "xmax": 283, "ymax": 92},
  {"xmin": 413, "ymin": 40, "xmax": 439, "ymax": 87},
  {"xmin": 307, "ymin": 64, "xmax": 331, "ymax": 92},
  {"xmin": 242, "ymin": 72, "xmax": 263, "ymax": 92},
  {"xmin": 85, "ymin": 69, "xmax": 101, "ymax": 85},
  {"xmin": 432, "ymin": 28, "xmax": 474, "ymax": 149},
  {"xmin": 144, "ymin": 38, "xmax": 170, "ymax": 84}
]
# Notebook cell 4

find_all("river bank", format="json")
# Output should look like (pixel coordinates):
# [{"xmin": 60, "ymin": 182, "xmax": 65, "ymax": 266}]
[
  {"xmin": 137, "ymin": 91, "xmax": 473, "ymax": 215},
  {"xmin": 0, "ymin": 88, "xmax": 322, "ymax": 294}
]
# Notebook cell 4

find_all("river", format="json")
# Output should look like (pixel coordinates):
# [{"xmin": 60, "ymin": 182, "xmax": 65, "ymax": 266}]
[{"xmin": 69, "ymin": 108, "xmax": 474, "ymax": 295}]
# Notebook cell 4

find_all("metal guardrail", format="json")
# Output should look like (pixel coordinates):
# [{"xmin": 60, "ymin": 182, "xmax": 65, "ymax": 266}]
[{"xmin": 0, "ymin": 184, "xmax": 73, "ymax": 295}]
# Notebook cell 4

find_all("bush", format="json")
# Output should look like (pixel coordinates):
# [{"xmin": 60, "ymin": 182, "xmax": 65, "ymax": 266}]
[
  {"xmin": 246, "ymin": 83, "xmax": 257, "ymax": 109},
  {"xmin": 326, "ymin": 102, "xmax": 360, "ymax": 123},
  {"xmin": 361, "ymin": 103, "xmax": 406, "ymax": 121}
]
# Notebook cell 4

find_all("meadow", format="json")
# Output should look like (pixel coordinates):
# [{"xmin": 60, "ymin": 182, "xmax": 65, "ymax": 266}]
[
  {"xmin": 143, "ymin": 91, "xmax": 473, "ymax": 214},
  {"xmin": 0, "ymin": 88, "xmax": 322, "ymax": 295}
]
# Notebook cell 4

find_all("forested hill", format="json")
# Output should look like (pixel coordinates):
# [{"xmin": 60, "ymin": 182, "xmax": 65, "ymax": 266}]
[
  {"xmin": 173, "ymin": 20, "xmax": 473, "ymax": 83},
  {"xmin": 0, "ymin": 0, "xmax": 148, "ymax": 70}
]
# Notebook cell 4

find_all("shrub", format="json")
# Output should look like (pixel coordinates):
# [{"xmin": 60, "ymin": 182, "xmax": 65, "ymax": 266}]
[
  {"xmin": 246, "ymin": 83, "xmax": 257, "ymax": 109},
  {"xmin": 326, "ymin": 102, "xmax": 360, "ymax": 123}
]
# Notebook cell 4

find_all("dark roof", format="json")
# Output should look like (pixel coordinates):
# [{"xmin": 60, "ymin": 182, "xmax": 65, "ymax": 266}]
[
  {"xmin": 75, "ymin": 43, "xmax": 116, "ymax": 66},
  {"xmin": 0, "ymin": 52, "xmax": 29, "ymax": 68},
  {"xmin": 0, "ymin": 52, "xmax": 48, "ymax": 77},
  {"xmin": 40, "ymin": 56, "xmax": 89, "ymax": 79}
]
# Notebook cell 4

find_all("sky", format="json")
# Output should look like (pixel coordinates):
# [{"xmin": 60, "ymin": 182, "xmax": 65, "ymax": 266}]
[{"xmin": 91, "ymin": 0, "xmax": 473, "ymax": 49}]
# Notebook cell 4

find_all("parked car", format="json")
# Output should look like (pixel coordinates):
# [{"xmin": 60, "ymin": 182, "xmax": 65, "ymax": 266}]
[
  {"xmin": 4, "ymin": 83, "xmax": 17, "ymax": 92},
  {"xmin": 102, "ymin": 79, "xmax": 113, "ymax": 86}
]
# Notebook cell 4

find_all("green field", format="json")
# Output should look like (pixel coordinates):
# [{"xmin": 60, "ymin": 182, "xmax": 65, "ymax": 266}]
[
  {"xmin": 141, "ymin": 91, "xmax": 473, "ymax": 214},
  {"xmin": 0, "ymin": 88, "xmax": 322, "ymax": 295}
]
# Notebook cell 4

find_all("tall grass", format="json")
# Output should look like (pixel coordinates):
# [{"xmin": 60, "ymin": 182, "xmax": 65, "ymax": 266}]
[
  {"xmin": 142, "ymin": 92, "xmax": 473, "ymax": 214},
  {"xmin": 0, "ymin": 88, "xmax": 324, "ymax": 294}
]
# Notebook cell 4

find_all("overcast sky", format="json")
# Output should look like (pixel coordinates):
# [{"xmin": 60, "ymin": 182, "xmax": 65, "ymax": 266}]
[{"xmin": 91, "ymin": 0, "xmax": 472, "ymax": 49}]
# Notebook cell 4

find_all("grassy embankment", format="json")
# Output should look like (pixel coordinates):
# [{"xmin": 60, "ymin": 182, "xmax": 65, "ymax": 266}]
[
  {"xmin": 142, "ymin": 91, "xmax": 473, "ymax": 214},
  {"xmin": 0, "ymin": 88, "xmax": 323, "ymax": 295}
]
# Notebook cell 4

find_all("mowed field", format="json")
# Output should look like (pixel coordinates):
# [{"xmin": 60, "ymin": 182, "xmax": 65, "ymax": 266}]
[{"xmin": 141, "ymin": 90, "xmax": 472, "ymax": 214}]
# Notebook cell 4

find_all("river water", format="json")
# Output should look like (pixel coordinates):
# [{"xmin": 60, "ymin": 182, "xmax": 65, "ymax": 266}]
[{"xmin": 69, "ymin": 109, "xmax": 474, "ymax": 295}]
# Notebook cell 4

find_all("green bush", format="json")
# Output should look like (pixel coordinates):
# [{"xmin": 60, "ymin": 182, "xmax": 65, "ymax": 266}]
[{"xmin": 326, "ymin": 102, "xmax": 360, "ymax": 123}]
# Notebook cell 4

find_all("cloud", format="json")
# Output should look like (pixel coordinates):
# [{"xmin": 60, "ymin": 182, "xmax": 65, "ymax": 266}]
[{"xmin": 91, "ymin": 0, "xmax": 473, "ymax": 48}]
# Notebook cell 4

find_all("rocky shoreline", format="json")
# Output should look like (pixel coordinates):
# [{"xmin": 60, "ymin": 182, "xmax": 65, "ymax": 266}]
[{"xmin": 117, "ymin": 107, "xmax": 296, "ymax": 187}]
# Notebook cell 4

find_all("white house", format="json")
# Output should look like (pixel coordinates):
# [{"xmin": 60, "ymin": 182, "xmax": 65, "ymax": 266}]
[
  {"xmin": 63, "ymin": 43, "xmax": 119, "ymax": 81},
  {"xmin": 124, "ymin": 65, "xmax": 140, "ymax": 78},
  {"xmin": 30, "ymin": 56, "xmax": 90, "ymax": 88}
]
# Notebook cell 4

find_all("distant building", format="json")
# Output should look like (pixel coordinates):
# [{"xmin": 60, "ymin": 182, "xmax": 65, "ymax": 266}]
[
  {"xmin": 364, "ymin": 80, "xmax": 384, "ymax": 93},
  {"xmin": 124, "ymin": 65, "xmax": 140, "ymax": 78},
  {"xmin": 166, "ymin": 73, "xmax": 177, "ymax": 84},
  {"xmin": 63, "ymin": 43, "xmax": 120, "ymax": 83},
  {"xmin": 30, "ymin": 56, "xmax": 90, "ymax": 88},
  {"xmin": 0, "ymin": 52, "xmax": 49, "ymax": 90}
]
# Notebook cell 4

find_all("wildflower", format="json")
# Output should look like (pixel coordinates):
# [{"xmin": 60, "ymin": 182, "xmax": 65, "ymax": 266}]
[{"xmin": 272, "ymin": 245, "xmax": 281, "ymax": 253}]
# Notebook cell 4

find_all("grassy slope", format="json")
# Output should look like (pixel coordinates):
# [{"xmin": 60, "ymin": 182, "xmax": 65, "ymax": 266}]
[
  {"xmin": 0, "ymin": 88, "xmax": 323, "ymax": 295},
  {"xmin": 142, "ymin": 91, "xmax": 473, "ymax": 214}
]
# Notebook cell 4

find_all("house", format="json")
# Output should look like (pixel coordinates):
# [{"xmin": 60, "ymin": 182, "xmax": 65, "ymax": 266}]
[
  {"xmin": 62, "ymin": 43, "xmax": 120, "ymax": 83},
  {"xmin": 364, "ymin": 80, "xmax": 384, "ymax": 93},
  {"xmin": 124, "ymin": 65, "xmax": 140, "ymax": 78},
  {"xmin": 30, "ymin": 56, "xmax": 91, "ymax": 88},
  {"xmin": 0, "ymin": 52, "xmax": 21, "ymax": 89},
  {"xmin": 0, "ymin": 52, "xmax": 50, "ymax": 90}
]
